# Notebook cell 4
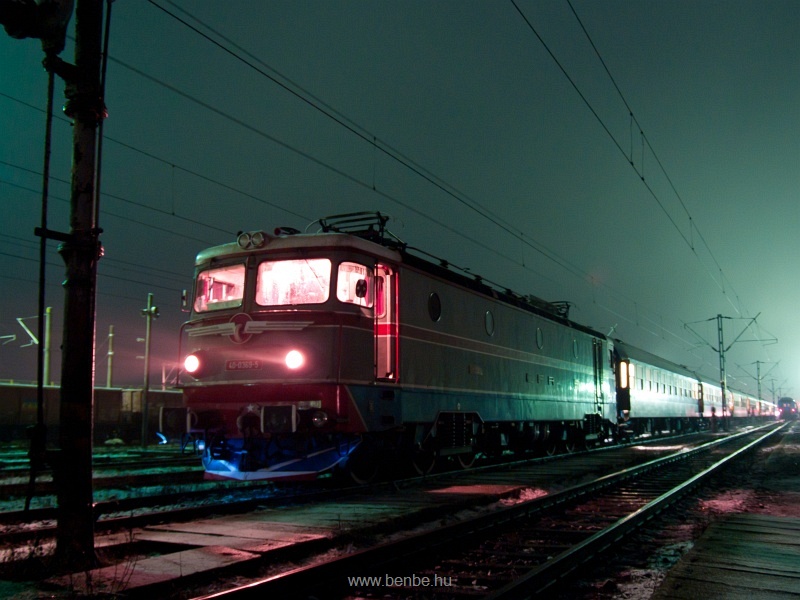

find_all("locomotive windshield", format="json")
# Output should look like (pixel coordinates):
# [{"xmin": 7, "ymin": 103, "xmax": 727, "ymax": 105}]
[
  {"xmin": 256, "ymin": 258, "xmax": 331, "ymax": 306},
  {"xmin": 193, "ymin": 257, "xmax": 376, "ymax": 311},
  {"xmin": 194, "ymin": 264, "xmax": 245, "ymax": 312}
]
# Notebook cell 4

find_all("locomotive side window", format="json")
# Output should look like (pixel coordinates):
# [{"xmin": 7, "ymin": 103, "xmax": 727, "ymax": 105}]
[
  {"xmin": 337, "ymin": 262, "xmax": 373, "ymax": 307},
  {"xmin": 194, "ymin": 264, "xmax": 245, "ymax": 312},
  {"xmin": 485, "ymin": 310, "xmax": 495, "ymax": 336},
  {"xmin": 428, "ymin": 292, "xmax": 442, "ymax": 322},
  {"xmin": 255, "ymin": 258, "xmax": 331, "ymax": 306}
]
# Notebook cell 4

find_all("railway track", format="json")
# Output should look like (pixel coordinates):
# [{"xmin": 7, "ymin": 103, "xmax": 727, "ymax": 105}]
[
  {"xmin": 0, "ymin": 448, "xmax": 205, "ymax": 511},
  {"xmin": 0, "ymin": 429, "xmax": 715, "ymax": 545},
  {"xmin": 194, "ymin": 423, "xmax": 784, "ymax": 599},
  {"xmin": 0, "ymin": 425, "xmax": 781, "ymax": 598}
]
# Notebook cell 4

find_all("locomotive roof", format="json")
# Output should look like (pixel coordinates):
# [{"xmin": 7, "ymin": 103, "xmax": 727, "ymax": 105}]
[
  {"xmin": 195, "ymin": 212, "xmax": 595, "ymax": 333},
  {"xmin": 194, "ymin": 230, "xmax": 402, "ymax": 265},
  {"xmin": 613, "ymin": 339, "xmax": 698, "ymax": 379}
]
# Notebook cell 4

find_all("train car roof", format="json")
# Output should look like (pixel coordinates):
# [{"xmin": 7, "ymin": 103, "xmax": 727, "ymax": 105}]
[
  {"xmin": 612, "ymin": 339, "xmax": 698, "ymax": 379},
  {"xmin": 614, "ymin": 340, "xmax": 760, "ymax": 399}
]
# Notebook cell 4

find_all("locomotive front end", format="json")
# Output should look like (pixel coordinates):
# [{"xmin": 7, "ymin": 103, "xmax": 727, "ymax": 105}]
[{"xmin": 179, "ymin": 227, "xmax": 395, "ymax": 480}]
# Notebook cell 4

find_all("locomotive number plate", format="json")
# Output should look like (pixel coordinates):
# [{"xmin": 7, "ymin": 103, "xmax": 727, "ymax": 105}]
[{"xmin": 225, "ymin": 360, "xmax": 262, "ymax": 371}]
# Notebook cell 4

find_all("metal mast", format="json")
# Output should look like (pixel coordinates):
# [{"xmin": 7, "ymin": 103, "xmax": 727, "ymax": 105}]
[{"xmin": 717, "ymin": 314, "xmax": 727, "ymax": 422}]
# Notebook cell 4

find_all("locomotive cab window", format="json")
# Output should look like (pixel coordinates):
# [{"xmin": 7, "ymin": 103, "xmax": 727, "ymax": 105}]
[
  {"xmin": 255, "ymin": 258, "xmax": 331, "ymax": 306},
  {"xmin": 337, "ymin": 262, "xmax": 373, "ymax": 307},
  {"xmin": 194, "ymin": 264, "xmax": 245, "ymax": 312}
]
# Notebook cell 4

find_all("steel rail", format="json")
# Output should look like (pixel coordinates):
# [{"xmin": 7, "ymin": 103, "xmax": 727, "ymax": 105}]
[
  {"xmin": 485, "ymin": 423, "xmax": 785, "ymax": 598},
  {"xmin": 193, "ymin": 422, "xmax": 784, "ymax": 599}
]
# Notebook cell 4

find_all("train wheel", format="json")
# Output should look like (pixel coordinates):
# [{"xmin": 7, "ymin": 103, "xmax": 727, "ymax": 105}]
[
  {"xmin": 544, "ymin": 438, "xmax": 558, "ymax": 456},
  {"xmin": 345, "ymin": 444, "xmax": 380, "ymax": 485},
  {"xmin": 563, "ymin": 428, "xmax": 585, "ymax": 453},
  {"xmin": 456, "ymin": 452, "xmax": 477, "ymax": 469},
  {"xmin": 411, "ymin": 448, "xmax": 436, "ymax": 476}
]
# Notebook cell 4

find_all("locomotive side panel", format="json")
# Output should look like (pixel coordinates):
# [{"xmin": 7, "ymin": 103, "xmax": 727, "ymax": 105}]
[{"xmin": 396, "ymin": 266, "xmax": 611, "ymax": 424}]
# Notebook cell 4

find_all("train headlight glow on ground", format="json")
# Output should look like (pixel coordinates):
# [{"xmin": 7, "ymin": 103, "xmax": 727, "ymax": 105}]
[
  {"xmin": 184, "ymin": 354, "xmax": 201, "ymax": 374},
  {"xmin": 285, "ymin": 350, "xmax": 304, "ymax": 369}
]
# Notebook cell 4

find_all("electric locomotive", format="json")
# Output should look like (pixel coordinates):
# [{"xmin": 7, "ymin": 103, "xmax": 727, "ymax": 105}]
[
  {"xmin": 778, "ymin": 397, "xmax": 797, "ymax": 420},
  {"xmin": 178, "ymin": 212, "xmax": 771, "ymax": 482},
  {"xmin": 179, "ymin": 212, "xmax": 618, "ymax": 481}
]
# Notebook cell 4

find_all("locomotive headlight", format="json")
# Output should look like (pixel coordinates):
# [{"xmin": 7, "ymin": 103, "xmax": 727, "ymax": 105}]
[
  {"xmin": 285, "ymin": 349, "xmax": 304, "ymax": 370},
  {"xmin": 311, "ymin": 410, "xmax": 329, "ymax": 428},
  {"xmin": 184, "ymin": 353, "xmax": 202, "ymax": 375}
]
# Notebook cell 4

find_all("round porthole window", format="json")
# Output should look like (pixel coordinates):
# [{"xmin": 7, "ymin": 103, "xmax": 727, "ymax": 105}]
[
  {"xmin": 485, "ymin": 310, "xmax": 495, "ymax": 336},
  {"xmin": 573, "ymin": 339, "xmax": 579, "ymax": 358},
  {"xmin": 536, "ymin": 327, "xmax": 544, "ymax": 349},
  {"xmin": 428, "ymin": 292, "xmax": 442, "ymax": 322}
]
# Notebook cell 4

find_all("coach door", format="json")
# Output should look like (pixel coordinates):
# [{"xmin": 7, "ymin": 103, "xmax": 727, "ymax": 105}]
[{"xmin": 375, "ymin": 264, "xmax": 397, "ymax": 381}]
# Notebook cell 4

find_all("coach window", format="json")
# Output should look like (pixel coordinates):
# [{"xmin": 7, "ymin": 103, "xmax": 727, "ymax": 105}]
[
  {"xmin": 337, "ymin": 262, "xmax": 373, "ymax": 307},
  {"xmin": 194, "ymin": 264, "xmax": 245, "ymax": 312}
]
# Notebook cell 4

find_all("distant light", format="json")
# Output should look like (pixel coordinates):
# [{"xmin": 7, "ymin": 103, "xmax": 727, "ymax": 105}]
[
  {"xmin": 156, "ymin": 432, "xmax": 168, "ymax": 445},
  {"xmin": 285, "ymin": 350, "xmax": 304, "ymax": 370}
]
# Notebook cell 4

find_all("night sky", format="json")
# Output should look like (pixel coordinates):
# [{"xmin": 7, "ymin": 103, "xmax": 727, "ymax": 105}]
[{"xmin": 1, "ymin": 1, "xmax": 798, "ymax": 400}]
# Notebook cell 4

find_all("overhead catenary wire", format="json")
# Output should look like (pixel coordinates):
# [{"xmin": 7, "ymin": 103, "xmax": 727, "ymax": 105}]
[
  {"xmin": 511, "ymin": 0, "xmax": 746, "ymax": 318},
  {"xmin": 562, "ymin": 0, "xmax": 745, "ymax": 316},
  {"xmin": 137, "ymin": 2, "xmax": 698, "ymax": 340},
  {"xmin": 1, "ymin": 5, "xmax": 780, "ymax": 385},
  {"xmin": 4, "ymin": 4, "xmax": 721, "ymax": 360}
]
